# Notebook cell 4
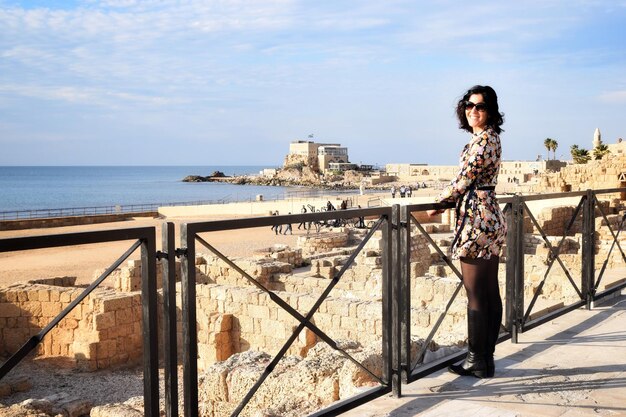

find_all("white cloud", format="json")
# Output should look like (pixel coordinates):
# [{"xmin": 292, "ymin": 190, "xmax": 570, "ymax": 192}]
[
  {"xmin": 1, "ymin": 0, "xmax": 625, "ymax": 165},
  {"xmin": 0, "ymin": 83, "xmax": 182, "ymax": 107}
]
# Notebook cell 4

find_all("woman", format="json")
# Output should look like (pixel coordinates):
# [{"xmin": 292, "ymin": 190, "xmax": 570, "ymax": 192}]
[{"xmin": 427, "ymin": 85, "xmax": 506, "ymax": 378}]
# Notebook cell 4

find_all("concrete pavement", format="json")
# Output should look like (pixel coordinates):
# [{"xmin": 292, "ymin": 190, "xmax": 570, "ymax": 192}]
[{"xmin": 340, "ymin": 292, "xmax": 626, "ymax": 417}]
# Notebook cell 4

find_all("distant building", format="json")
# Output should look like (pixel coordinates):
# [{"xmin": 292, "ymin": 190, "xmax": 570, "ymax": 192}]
[
  {"xmin": 499, "ymin": 160, "xmax": 567, "ymax": 183},
  {"xmin": 260, "ymin": 168, "xmax": 278, "ymax": 177},
  {"xmin": 385, "ymin": 159, "xmax": 567, "ymax": 185},
  {"xmin": 385, "ymin": 163, "xmax": 428, "ymax": 178},
  {"xmin": 328, "ymin": 162, "xmax": 358, "ymax": 172},
  {"xmin": 385, "ymin": 163, "xmax": 455, "ymax": 182},
  {"xmin": 287, "ymin": 141, "xmax": 322, "ymax": 169},
  {"xmin": 285, "ymin": 140, "xmax": 350, "ymax": 173},
  {"xmin": 318, "ymin": 145, "xmax": 349, "ymax": 171},
  {"xmin": 606, "ymin": 136, "xmax": 626, "ymax": 155}
]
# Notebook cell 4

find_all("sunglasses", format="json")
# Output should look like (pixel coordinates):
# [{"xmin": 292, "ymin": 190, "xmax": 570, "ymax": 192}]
[{"xmin": 464, "ymin": 101, "xmax": 487, "ymax": 112}]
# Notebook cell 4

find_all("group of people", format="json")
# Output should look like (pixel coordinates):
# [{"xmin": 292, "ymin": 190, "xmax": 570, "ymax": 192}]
[
  {"xmin": 270, "ymin": 210, "xmax": 292, "ymax": 235},
  {"xmin": 390, "ymin": 182, "xmax": 427, "ymax": 198},
  {"xmin": 390, "ymin": 185, "xmax": 412, "ymax": 198},
  {"xmin": 270, "ymin": 198, "xmax": 367, "ymax": 236}
]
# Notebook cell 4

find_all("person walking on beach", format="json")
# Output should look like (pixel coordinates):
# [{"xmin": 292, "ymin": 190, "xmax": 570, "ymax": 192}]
[
  {"xmin": 427, "ymin": 85, "xmax": 506, "ymax": 378},
  {"xmin": 391, "ymin": 186, "xmax": 396, "ymax": 198},
  {"xmin": 283, "ymin": 213, "xmax": 293, "ymax": 235},
  {"xmin": 270, "ymin": 210, "xmax": 282, "ymax": 235},
  {"xmin": 298, "ymin": 205, "xmax": 307, "ymax": 230},
  {"xmin": 356, "ymin": 205, "xmax": 366, "ymax": 228}
]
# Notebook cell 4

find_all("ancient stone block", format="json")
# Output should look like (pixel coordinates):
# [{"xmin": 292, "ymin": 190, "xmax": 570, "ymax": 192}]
[
  {"xmin": 0, "ymin": 303, "xmax": 21, "ymax": 318},
  {"xmin": 94, "ymin": 311, "xmax": 116, "ymax": 330}
]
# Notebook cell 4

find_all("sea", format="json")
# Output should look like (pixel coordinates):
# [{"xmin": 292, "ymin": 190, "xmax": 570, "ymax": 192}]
[{"xmin": 0, "ymin": 166, "xmax": 315, "ymax": 215}]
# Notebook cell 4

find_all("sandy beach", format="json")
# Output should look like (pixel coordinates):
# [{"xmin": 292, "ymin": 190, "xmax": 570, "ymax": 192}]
[{"xmin": 0, "ymin": 214, "xmax": 301, "ymax": 287}]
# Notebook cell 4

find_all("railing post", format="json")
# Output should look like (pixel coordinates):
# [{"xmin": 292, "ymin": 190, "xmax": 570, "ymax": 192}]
[
  {"xmin": 506, "ymin": 196, "xmax": 524, "ymax": 343},
  {"xmin": 391, "ymin": 204, "xmax": 402, "ymax": 397},
  {"xmin": 380, "ymin": 207, "xmax": 394, "ymax": 399},
  {"xmin": 582, "ymin": 189, "xmax": 596, "ymax": 309},
  {"xmin": 141, "ymin": 233, "xmax": 160, "ymax": 417},
  {"xmin": 399, "ymin": 206, "xmax": 411, "ymax": 384},
  {"xmin": 180, "ymin": 224, "xmax": 199, "ymax": 417},
  {"xmin": 505, "ymin": 201, "xmax": 516, "ymax": 342},
  {"xmin": 161, "ymin": 222, "xmax": 179, "ymax": 417},
  {"xmin": 515, "ymin": 196, "xmax": 526, "ymax": 338}
]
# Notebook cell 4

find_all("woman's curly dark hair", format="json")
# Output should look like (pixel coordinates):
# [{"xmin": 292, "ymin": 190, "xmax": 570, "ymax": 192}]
[{"xmin": 455, "ymin": 85, "xmax": 505, "ymax": 134}]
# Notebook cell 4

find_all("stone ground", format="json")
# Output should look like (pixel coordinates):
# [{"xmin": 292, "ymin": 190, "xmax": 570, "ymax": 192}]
[{"xmin": 340, "ymin": 291, "xmax": 626, "ymax": 417}]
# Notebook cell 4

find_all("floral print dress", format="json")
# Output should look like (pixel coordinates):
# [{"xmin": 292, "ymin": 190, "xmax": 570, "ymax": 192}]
[{"xmin": 435, "ymin": 126, "xmax": 507, "ymax": 260}]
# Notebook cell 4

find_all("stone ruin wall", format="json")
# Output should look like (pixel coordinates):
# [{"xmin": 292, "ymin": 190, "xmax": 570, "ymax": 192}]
[
  {"xmin": 532, "ymin": 151, "xmax": 626, "ymax": 195},
  {"xmin": 0, "ymin": 277, "xmax": 142, "ymax": 372},
  {"xmin": 515, "ymin": 201, "xmax": 626, "ymax": 308}
]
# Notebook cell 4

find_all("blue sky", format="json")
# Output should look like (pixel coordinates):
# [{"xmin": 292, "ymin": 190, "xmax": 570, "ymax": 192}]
[{"xmin": 1, "ymin": 1, "xmax": 625, "ymax": 167}]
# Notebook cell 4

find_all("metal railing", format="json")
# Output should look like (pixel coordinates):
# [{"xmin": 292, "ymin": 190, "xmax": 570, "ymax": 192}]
[
  {"xmin": 506, "ymin": 188, "xmax": 626, "ymax": 337},
  {"xmin": 0, "ymin": 199, "xmax": 231, "ymax": 221},
  {"xmin": 168, "ymin": 207, "xmax": 394, "ymax": 417},
  {"xmin": 0, "ymin": 227, "xmax": 160, "ymax": 416},
  {"xmin": 0, "ymin": 187, "xmax": 624, "ymax": 416},
  {"xmin": 397, "ymin": 187, "xmax": 626, "ymax": 388}
]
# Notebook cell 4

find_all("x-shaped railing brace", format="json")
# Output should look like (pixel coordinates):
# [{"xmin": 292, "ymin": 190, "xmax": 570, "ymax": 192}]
[
  {"xmin": 192, "ymin": 217, "xmax": 388, "ymax": 416},
  {"xmin": 521, "ymin": 199, "xmax": 584, "ymax": 325}
]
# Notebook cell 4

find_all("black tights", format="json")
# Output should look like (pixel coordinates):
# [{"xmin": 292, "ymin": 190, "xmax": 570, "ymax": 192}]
[{"xmin": 460, "ymin": 256, "xmax": 502, "ymax": 314}]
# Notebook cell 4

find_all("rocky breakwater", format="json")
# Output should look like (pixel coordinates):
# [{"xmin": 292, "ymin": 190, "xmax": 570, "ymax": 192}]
[
  {"xmin": 183, "ymin": 167, "xmax": 366, "ymax": 189},
  {"xmin": 182, "ymin": 170, "xmax": 231, "ymax": 182}
]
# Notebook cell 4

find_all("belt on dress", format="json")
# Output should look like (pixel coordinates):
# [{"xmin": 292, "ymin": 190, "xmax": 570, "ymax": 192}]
[{"xmin": 449, "ymin": 184, "xmax": 495, "ymax": 253}]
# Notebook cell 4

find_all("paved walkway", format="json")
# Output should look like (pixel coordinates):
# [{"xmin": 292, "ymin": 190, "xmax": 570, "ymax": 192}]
[{"xmin": 341, "ymin": 292, "xmax": 626, "ymax": 417}]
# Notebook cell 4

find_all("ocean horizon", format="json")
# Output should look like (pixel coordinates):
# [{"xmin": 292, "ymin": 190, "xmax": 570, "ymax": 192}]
[{"xmin": 0, "ymin": 165, "xmax": 306, "ymax": 213}]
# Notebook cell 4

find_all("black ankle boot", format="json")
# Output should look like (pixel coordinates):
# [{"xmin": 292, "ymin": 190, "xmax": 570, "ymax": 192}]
[
  {"xmin": 449, "ymin": 309, "xmax": 493, "ymax": 378},
  {"xmin": 449, "ymin": 351, "xmax": 491, "ymax": 378}
]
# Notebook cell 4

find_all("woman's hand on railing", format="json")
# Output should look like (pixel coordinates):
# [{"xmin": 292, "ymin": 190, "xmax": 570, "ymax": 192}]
[{"xmin": 426, "ymin": 209, "xmax": 445, "ymax": 217}]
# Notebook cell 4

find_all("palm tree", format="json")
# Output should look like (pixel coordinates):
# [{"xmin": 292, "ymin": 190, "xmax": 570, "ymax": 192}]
[
  {"xmin": 544, "ymin": 138, "xmax": 553, "ymax": 160},
  {"xmin": 593, "ymin": 144, "xmax": 609, "ymax": 160},
  {"xmin": 570, "ymin": 144, "xmax": 591, "ymax": 164},
  {"xmin": 550, "ymin": 140, "xmax": 558, "ymax": 160},
  {"xmin": 544, "ymin": 138, "xmax": 558, "ymax": 160}
]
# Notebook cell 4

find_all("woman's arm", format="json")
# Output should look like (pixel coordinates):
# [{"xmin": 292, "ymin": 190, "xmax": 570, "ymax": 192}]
[{"xmin": 435, "ymin": 131, "xmax": 498, "ymax": 204}]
